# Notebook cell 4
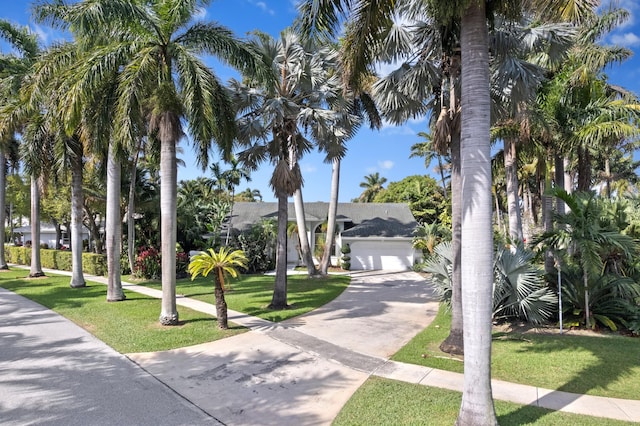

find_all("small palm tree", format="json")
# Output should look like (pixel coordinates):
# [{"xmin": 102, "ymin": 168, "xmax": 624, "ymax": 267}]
[{"xmin": 188, "ymin": 247, "xmax": 248, "ymax": 330}]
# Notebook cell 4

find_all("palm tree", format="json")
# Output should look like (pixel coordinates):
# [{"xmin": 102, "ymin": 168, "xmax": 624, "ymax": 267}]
[
  {"xmin": 536, "ymin": 188, "xmax": 636, "ymax": 328},
  {"xmin": 456, "ymin": 2, "xmax": 497, "ymax": 423},
  {"xmin": 236, "ymin": 187, "xmax": 262, "ymax": 202},
  {"xmin": 357, "ymin": 172, "xmax": 387, "ymax": 202},
  {"xmin": 188, "ymin": 247, "xmax": 248, "ymax": 329},
  {"xmin": 0, "ymin": 20, "xmax": 51, "ymax": 279},
  {"xmin": 36, "ymin": 0, "xmax": 261, "ymax": 325},
  {"xmin": 218, "ymin": 156, "xmax": 251, "ymax": 244},
  {"xmin": 411, "ymin": 131, "xmax": 449, "ymax": 199},
  {"xmin": 232, "ymin": 29, "xmax": 357, "ymax": 306}
]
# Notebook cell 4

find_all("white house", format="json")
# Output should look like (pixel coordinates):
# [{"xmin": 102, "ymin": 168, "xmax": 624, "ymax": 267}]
[
  {"xmin": 227, "ymin": 202, "xmax": 421, "ymax": 271},
  {"xmin": 14, "ymin": 223, "xmax": 91, "ymax": 249}
]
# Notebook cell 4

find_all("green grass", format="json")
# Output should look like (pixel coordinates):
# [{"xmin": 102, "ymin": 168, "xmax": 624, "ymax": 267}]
[
  {"xmin": 127, "ymin": 273, "xmax": 351, "ymax": 322},
  {"xmin": 333, "ymin": 376, "xmax": 636, "ymax": 425},
  {"xmin": 392, "ymin": 305, "xmax": 640, "ymax": 400},
  {"xmin": 0, "ymin": 270, "xmax": 244, "ymax": 353}
]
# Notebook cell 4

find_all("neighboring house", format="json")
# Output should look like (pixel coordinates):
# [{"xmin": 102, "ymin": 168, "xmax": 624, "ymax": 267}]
[
  {"xmin": 14, "ymin": 223, "xmax": 91, "ymax": 249},
  {"xmin": 228, "ymin": 202, "xmax": 421, "ymax": 271}
]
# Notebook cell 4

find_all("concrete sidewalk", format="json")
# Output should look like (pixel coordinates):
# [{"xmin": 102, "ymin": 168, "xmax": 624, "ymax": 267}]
[
  {"xmin": 0, "ymin": 286, "xmax": 219, "ymax": 426},
  {"xmin": 2, "ymin": 266, "xmax": 640, "ymax": 424}
]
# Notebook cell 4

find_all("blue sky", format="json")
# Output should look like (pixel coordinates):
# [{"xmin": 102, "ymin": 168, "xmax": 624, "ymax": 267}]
[{"xmin": 1, "ymin": 0, "xmax": 640, "ymax": 202}]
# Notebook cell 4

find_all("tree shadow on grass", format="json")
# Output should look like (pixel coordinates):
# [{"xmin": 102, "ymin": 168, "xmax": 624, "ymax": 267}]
[{"xmin": 496, "ymin": 332, "xmax": 639, "ymax": 424}]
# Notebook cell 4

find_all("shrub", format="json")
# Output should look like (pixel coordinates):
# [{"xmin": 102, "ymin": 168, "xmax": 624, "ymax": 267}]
[
  {"xmin": 228, "ymin": 220, "xmax": 276, "ymax": 273},
  {"xmin": 4, "ymin": 244, "xmax": 106, "ymax": 276},
  {"xmin": 82, "ymin": 252, "xmax": 107, "ymax": 276},
  {"xmin": 425, "ymin": 242, "xmax": 556, "ymax": 325},
  {"xmin": 176, "ymin": 251, "xmax": 189, "ymax": 279},
  {"xmin": 133, "ymin": 247, "xmax": 161, "ymax": 279},
  {"xmin": 340, "ymin": 244, "xmax": 351, "ymax": 270}
]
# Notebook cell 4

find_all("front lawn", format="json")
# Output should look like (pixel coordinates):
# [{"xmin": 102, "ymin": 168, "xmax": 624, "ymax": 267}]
[
  {"xmin": 392, "ymin": 305, "xmax": 640, "ymax": 400},
  {"xmin": 0, "ymin": 270, "xmax": 244, "ymax": 353},
  {"xmin": 128, "ymin": 273, "xmax": 351, "ymax": 322},
  {"xmin": 333, "ymin": 377, "xmax": 637, "ymax": 425}
]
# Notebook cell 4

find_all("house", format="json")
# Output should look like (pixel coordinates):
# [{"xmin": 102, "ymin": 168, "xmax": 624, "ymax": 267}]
[
  {"xmin": 14, "ymin": 223, "xmax": 92, "ymax": 249},
  {"xmin": 228, "ymin": 202, "xmax": 421, "ymax": 271}
]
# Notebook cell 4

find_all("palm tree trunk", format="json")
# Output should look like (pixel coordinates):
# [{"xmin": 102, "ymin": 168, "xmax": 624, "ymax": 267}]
[
  {"xmin": 320, "ymin": 158, "xmax": 340, "ymax": 275},
  {"xmin": 555, "ymin": 154, "xmax": 566, "ymax": 216},
  {"xmin": 29, "ymin": 175, "xmax": 44, "ymax": 278},
  {"xmin": 504, "ymin": 137, "xmax": 523, "ymax": 242},
  {"xmin": 214, "ymin": 270, "xmax": 229, "ymax": 329},
  {"xmin": 270, "ymin": 191, "xmax": 289, "ymax": 309},
  {"xmin": 543, "ymin": 158, "xmax": 554, "ymax": 275},
  {"xmin": 128, "ymin": 140, "xmax": 143, "ymax": 273},
  {"xmin": 0, "ymin": 147, "xmax": 8, "ymax": 270},
  {"xmin": 69, "ymin": 151, "xmax": 86, "ymax": 288},
  {"xmin": 159, "ymin": 132, "xmax": 179, "ymax": 325},
  {"xmin": 106, "ymin": 144, "xmax": 124, "ymax": 301},
  {"xmin": 457, "ymin": 2, "xmax": 497, "ymax": 424},
  {"xmin": 293, "ymin": 188, "xmax": 317, "ymax": 275},
  {"xmin": 604, "ymin": 156, "xmax": 612, "ymax": 199},
  {"xmin": 576, "ymin": 147, "xmax": 591, "ymax": 191},
  {"xmin": 437, "ymin": 156, "xmax": 448, "ymax": 200},
  {"xmin": 440, "ymin": 128, "xmax": 463, "ymax": 355},
  {"xmin": 564, "ymin": 157, "xmax": 573, "ymax": 195},
  {"xmin": 583, "ymin": 269, "xmax": 591, "ymax": 328}
]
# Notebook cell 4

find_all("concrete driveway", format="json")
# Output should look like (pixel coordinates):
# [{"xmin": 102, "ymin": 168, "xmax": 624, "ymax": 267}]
[{"xmin": 127, "ymin": 270, "xmax": 439, "ymax": 425}]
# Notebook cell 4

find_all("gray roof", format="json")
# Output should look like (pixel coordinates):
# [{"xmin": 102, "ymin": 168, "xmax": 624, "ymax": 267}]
[{"xmin": 229, "ymin": 202, "xmax": 418, "ymax": 238}]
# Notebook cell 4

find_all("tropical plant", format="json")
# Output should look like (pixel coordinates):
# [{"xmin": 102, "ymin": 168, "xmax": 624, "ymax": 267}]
[
  {"xmin": 188, "ymin": 247, "xmax": 248, "ymax": 329},
  {"xmin": 559, "ymin": 265, "xmax": 640, "ymax": 332},
  {"xmin": 229, "ymin": 219, "xmax": 276, "ymax": 273},
  {"xmin": 536, "ymin": 188, "xmax": 638, "ymax": 328},
  {"xmin": 356, "ymin": 172, "xmax": 387, "ymax": 202},
  {"xmin": 411, "ymin": 131, "xmax": 450, "ymax": 199},
  {"xmin": 34, "ymin": 0, "xmax": 261, "ymax": 325},
  {"xmin": 231, "ymin": 28, "xmax": 357, "ymax": 306},
  {"xmin": 426, "ymin": 242, "xmax": 555, "ymax": 325}
]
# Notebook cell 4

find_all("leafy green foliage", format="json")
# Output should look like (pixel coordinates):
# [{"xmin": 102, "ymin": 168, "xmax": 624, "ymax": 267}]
[
  {"xmin": 535, "ymin": 189, "xmax": 639, "ymax": 330},
  {"xmin": 228, "ymin": 219, "xmax": 276, "ymax": 273},
  {"xmin": 493, "ymin": 245, "xmax": 557, "ymax": 324},
  {"xmin": 559, "ymin": 265, "xmax": 640, "ymax": 332},
  {"xmin": 373, "ymin": 174, "xmax": 450, "ymax": 225},
  {"xmin": 425, "ymin": 242, "xmax": 555, "ymax": 324},
  {"xmin": 4, "ymin": 245, "xmax": 106, "ymax": 275}
]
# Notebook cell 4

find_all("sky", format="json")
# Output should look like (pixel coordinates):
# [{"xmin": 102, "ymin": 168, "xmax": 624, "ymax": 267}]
[{"xmin": 1, "ymin": 0, "xmax": 640, "ymax": 203}]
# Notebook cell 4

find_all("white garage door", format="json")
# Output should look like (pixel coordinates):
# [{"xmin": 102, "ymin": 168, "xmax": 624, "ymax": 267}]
[{"xmin": 347, "ymin": 240, "xmax": 414, "ymax": 271}]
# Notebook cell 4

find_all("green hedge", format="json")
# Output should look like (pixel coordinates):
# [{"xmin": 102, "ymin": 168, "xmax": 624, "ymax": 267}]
[{"xmin": 5, "ymin": 245, "xmax": 107, "ymax": 276}]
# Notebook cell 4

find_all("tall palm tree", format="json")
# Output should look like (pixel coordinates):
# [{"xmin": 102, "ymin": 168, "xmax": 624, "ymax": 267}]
[
  {"xmin": 357, "ymin": 172, "xmax": 387, "ymax": 202},
  {"xmin": 188, "ymin": 247, "xmax": 248, "ymax": 329},
  {"xmin": 456, "ymin": 2, "xmax": 497, "ymax": 423},
  {"xmin": 0, "ymin": 20, "xmax": 52, "ymax": 279},
  {"xmin": 232, "ymin": 29, "xmax": 357, "ymax": 306},
  {"xmin": 36, "ymin": 0, "xmax": 260, "ymax": 325}
]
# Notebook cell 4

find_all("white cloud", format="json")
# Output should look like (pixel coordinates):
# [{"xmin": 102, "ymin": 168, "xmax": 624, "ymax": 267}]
[
  {"xmin": 249, "ymin": 0, "xmax": 275, "ymax": 16},
  {"xmin": 610, "ymin": 32, "xmax": 640, "ymax": 47},
  {"xmin": 378, "ymin": 160, "xmax": 394, "ymax": 170},
  {"xmin": 193, "ymin": 7, "xmax": 207, "ymax": 20},
  {"xmin": 301, "ymin": 163, "xmax": 317, "ymax": 173},
  {"xmin": 32, "ymin": 24, "xmax": 50, "ymax": 44}
]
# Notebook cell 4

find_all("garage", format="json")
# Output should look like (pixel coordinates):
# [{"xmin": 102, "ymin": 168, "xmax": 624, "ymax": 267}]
[{"xmin": 344, "ymin": 239, "xmax": 416, "ymax": 271}]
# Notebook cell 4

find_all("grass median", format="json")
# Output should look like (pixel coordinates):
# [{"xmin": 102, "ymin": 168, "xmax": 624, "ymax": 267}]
[
  {"xmin": 1, "ymin": 269, "xmax": 350, "ymax": 353},
  {"xmin": 392, "ymin": 305, "xmax": 640, "ymax": 400},
  {"xmin": 334, "ymin": 376, "xmax": 637, "ymax": 426},
  {"xmin": 126, "ymin": 273, "xmax": 351, "ymax": 322}
]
